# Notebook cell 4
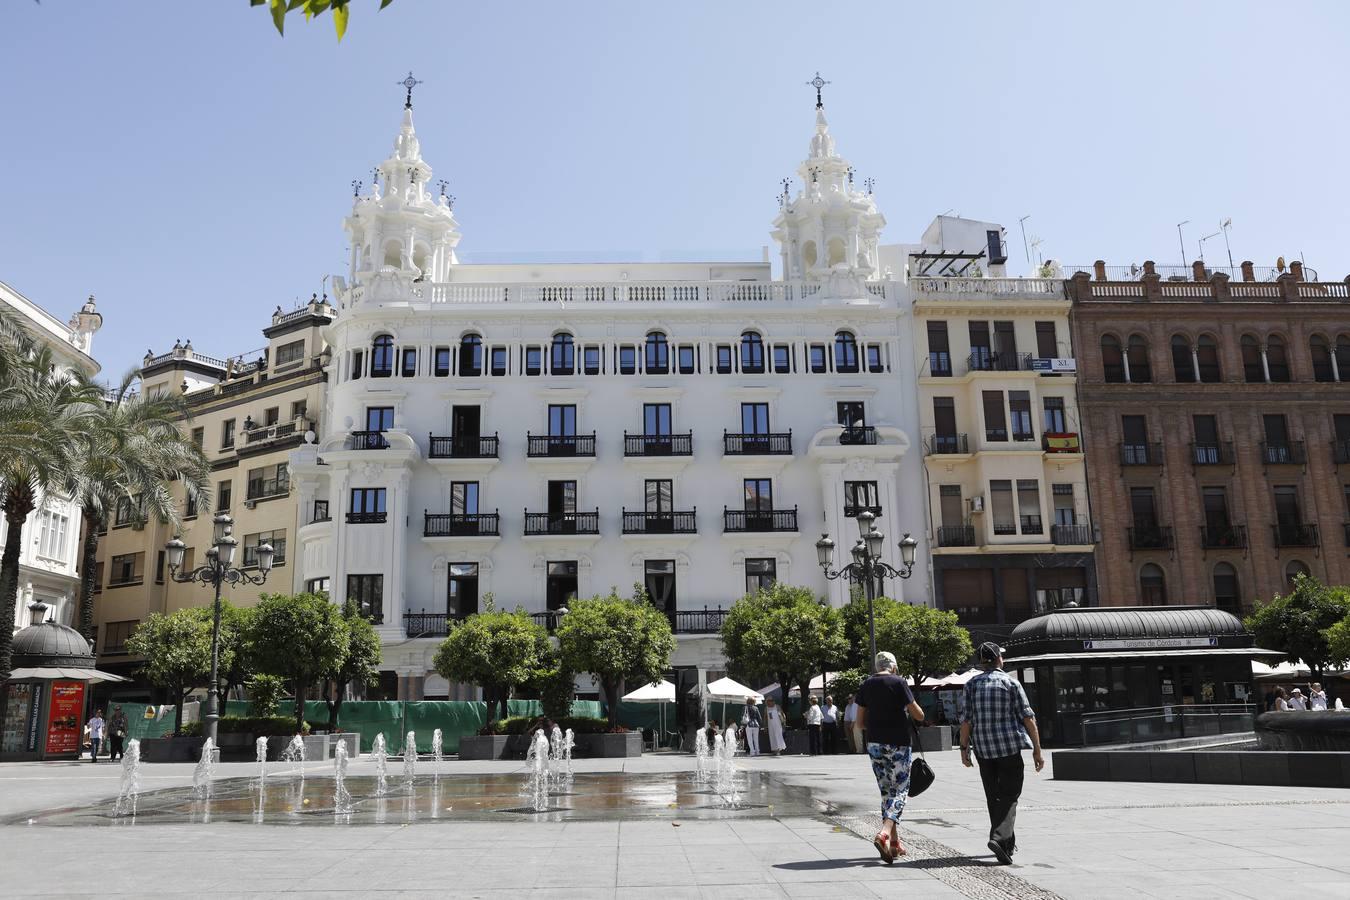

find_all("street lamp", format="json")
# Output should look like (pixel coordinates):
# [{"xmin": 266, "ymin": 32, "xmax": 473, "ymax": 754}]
[
  {"xmin": 816, "ymin": 510, "xmax": 920, "ymax": 665},
  {"xmin": 166, "ymin": 511, "xmax": 273, "ymax": 746}
]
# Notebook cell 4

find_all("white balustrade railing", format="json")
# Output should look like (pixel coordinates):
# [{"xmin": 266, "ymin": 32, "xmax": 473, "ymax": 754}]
[
  {"xmin": 910, "ymin": 277, "xmax": 1066, "ymax": 298},
  {"xmin": 396, "ymin": 280, "xmax": 882, "ymax": 306}
]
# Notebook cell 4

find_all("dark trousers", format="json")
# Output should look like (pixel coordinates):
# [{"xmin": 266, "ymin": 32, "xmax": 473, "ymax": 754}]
[
  {"xmin": 807, "ymin": 724, "xmax": 822, "ymax": 755},
  {"xmin": 823, "ymin": 723, "xmax": 837, "ymax": 754},
  {"xmin": 977, "ymin": 753, "xmax": 1025, "ymax": 850},
  {"xmin": 110, "ymin": 735, "xmax": 124, "ymax": 760},
  {"xmin": 89, "ymin": 737, "xmax": 101, "ymax": 761}
]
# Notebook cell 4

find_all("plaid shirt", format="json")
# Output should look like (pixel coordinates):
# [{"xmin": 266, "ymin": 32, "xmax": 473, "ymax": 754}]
[{"xmin": 961, "ymin": 668, "xmax": 1035, "ymax": 760}]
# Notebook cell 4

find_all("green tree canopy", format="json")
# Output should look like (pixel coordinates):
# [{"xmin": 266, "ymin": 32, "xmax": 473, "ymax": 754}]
[
  {"xmin": 1324, "ymin": 615, "xmax": 1350, "ymax": 671},
  {"xmin": 1246, "ymin": 575, "xmax": 1350, "ymax": 680},
  {"xmin": 251, "ymin": 0, "xmax": 396, "ymax": 41},
  {"xmin": 433, "ymin": 607, "xmax": 551, "ymax": 725},
  {"xmin": 125, "ymin": 607, "xmax": 219, "ymax": 734},
  {"xmin": 557, "ymin": 588, "xmax": 675, "ymax": 728},
  {"xmin": 873, "ymin": 602, "xmax": 974, "ymax": 686},
  {"xmin": 323, "ymin": 599, "xmax": 383, "ymax": 728},
  {"xmin": 249, "ymin": 592, "xmax": 349, "ymax": 732}
]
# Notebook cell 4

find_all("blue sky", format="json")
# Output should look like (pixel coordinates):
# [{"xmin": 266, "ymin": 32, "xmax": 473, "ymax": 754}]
[{"xmin": 2, "ymin": 1, "xmax": 1347, "ymax": 378}]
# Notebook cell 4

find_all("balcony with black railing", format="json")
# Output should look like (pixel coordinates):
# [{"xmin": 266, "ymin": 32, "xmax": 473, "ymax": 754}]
[
  {"xmin": 993, "ymin": 520, "xmax": 1018, "ymax": 536},
  {"xmin": 428, "ymin": 433, "xmax": 499, "ymax": 459},
  {"xmin": 937, "ymin": 524, "xmax": 976, "ymax": 547},
  {"xmin": 1120, "ymin": 442, "xmax": 1164, "ymax": 466},
  {"xmin": 838, "ymin": 426, "xmax": 878, "ymax": 446},
  {"xmin": 1272, "ymin": 522, "xmax": 1319, "ymax": 548},
  {"xmin": 1051, "ymin": 523, "xmax": 1093, "ymax": 545},
  {"xmin": 844, "ymin": 503, "xmax": 883, "ymax": 518},
  {"xmin": 424, "ymin": 511, "xmax": 500, "ymax": 537},
  {"xmin": 967, "ymin": 351, "xmax": 1033, "ymax": 373},
  {"xmin": 527, "ymin": 433, "xmax": 597, "ymax": 458},
  {"xmin": 523, "ymin": 510, "xmax": 600, "ymax": 536},
  {"xmin": 673, "ymin": 607, "xmax": 728, "ymax": 634},
  {"xmin": 1128, "ymin": 525, "xmax": 1174, "ymax": 550},
  {"xmin": 350, "ymin": 430, "xmax": 389, "ymax": 450},
  {"xmin": 1335, "ymin": 441, "xmax": 1350, "ymax": 466},
  {"xmin": 723, "ymin": 431, "xmax": 792, "ymax": 455},
  {"xmin": 624, "ymin": 432, "xmax": 693, "ymax": 457},
  {"xmin": 1201, "ymin": 524, "xmax": 1248, "ymax": 549},
  {"xmin": 1019, "ymin": 514, "xmax": 1044, "ymax": 535},
  {"xmin": 346, "ymin": 511, "xmax": 388, "ymax": 524},
  {"xmin": 622, "ymin": 509, "xmax": 697, "ymax": 534},
  {"xmin": 925, "ymin": 433, "xmax": 969, "ymax": 455},
  {"xmin": 246, "ymin": 477, "xmax": 290, "ymax": 501},
  {"xmin": 723, "ymin": 507, "xmax": 798, "ymax": 532},
  {"xmin": 1190, "ymin": 442, "xmax": 1235, "ymax": 466},
  {"xmin": 1261, "ymin": 441, "xmax": 1306, "ymax": 466},
  {"xmin": 530, "ymin": 610, "xmax": 566, "ymax": 632},
  {"xmin": 403, "ymin": 609, "xmax": 467, "ymax": 638}
]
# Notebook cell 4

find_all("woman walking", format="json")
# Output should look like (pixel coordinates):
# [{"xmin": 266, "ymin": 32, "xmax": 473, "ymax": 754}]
[
  {"xmin": 857, "ymin": 651, "xmax": 924, "ymax": 863},
  {"xmin": 742, "ymin": 698, "xmax": 762, "ymax": 756},
  {"xmin": 764, "ymin": 697, "xmax": 787, "ymax": 755}
]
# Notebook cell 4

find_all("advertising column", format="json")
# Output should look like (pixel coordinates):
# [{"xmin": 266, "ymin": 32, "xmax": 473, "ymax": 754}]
[{"xmin": 43, "ymin": 681, "xmax": 87, "ymax": 758}]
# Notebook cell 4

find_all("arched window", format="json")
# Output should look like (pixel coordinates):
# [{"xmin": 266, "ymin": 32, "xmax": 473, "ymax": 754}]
[
  {"xmin": 1140, "ymin": 563, "xmax": 1167, "ymax": 605},
  {"xmin": 1126, "ymin": 334, "xmax": 1151, "ymax": 383},
  {"xmin": 1311, "ymin": 335, "xmax": 1335, "ymax": 382},
  {"xmin": 382, "ymin": 240, "xmax": 403, "ymax": 268},
  {"xmin": 1336, "ymin": 334, "xmax": 1350, "ymax": 379},
  {"xmin": 1266, "ymin": 335, "xmax": 1290, "ymax": 382},
  {"xmin": 1285, "ymin": 560, "xmax": 1310, "ymax": 589},
  {"xmin": 802, "ymin": 241, "xmax": 818, "ymax": 270},
  {"xmin": 1171, "ymin": 334, "xmax": 1196, "ymax": 383},
  {"xmin": 1240, "ymin": 334, "xmax": 1264, "ymax": 382},
  {"xmin": 1101, "ymin": 334, "xmax": 1126, "ymax": 383},
  {"xmin": 370, "ymin": 334, "xmax": 394, "ymax": 378},
  {"xmin": 644, "ymin": 331, "xmax": 669, "ymax": 374},
  {"xmin": 1213, "ymin": 563, "xmax": 1240, "ymax": 615},
  {"xmin": 826, "ymin": 237, "xmax": 846, "ymax": 268},
  {"xmin": 1196, "ymin": 335, "xmax": 1221, "ymax": 383},
  {"xmin": 550, "ymin": 333, "xmax": 575, "ymax": 375},
  {"xmin": 458, "ymin": 333, "xmax": 482, "ymax": 377},
  {"xmin": 834, "ymin": 331, "xmax": 859, "ymax": 373},
  {"xmin": 740, "ymin": 331, "xmax": 765, "ymax": 373}
]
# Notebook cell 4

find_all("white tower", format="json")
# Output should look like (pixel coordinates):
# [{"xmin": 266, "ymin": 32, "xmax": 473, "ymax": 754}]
[{"xmin": 771, "ymin": 74, "xmax": 885, "ymax": 293}]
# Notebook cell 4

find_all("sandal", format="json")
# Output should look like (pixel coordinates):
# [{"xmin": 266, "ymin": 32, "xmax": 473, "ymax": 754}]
[{"xmin": 873, "ymin": 833, "xmax": 895, "ymax": 865}]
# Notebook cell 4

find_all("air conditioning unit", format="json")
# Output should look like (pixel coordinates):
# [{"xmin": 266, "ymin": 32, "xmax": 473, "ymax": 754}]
[
  {"xmin": 968, "ymin": 495, "xmax": 985, "ymax": 513},
  {"xmin": 243, "ymin": 499, "xmax": 257, "ymax": 510}
]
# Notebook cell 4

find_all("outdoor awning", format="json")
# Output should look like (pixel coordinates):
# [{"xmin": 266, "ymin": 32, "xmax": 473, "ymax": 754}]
[
  {"xmin": 927, "ymin": 669, "xmax": 980, "ymax": 689},
  {"xmin": 621, "ymin": 679, "xmax": 675, "ymax": 703},
  {"xmin": 8, "ymin": 666, "xmax": 128, "ymax": 683},
  {"xmin": 693, "ymin": 677, "xmax": 763, "ymax": 703},
  {"xmin": 1004, "ymin": 647, "xmax": 1284, "ymax": 665}
]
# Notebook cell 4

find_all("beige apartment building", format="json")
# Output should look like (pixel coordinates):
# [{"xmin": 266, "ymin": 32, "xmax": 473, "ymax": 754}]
[
  {"xmin": 92, "ymin": 298, "xmax": 334, "ymax": 689},
  {"xmin": 912, "ymin": 269, "xmax": 1097, "ymax": 644}
]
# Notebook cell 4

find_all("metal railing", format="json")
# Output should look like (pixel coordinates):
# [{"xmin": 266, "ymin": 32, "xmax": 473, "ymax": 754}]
[
  {"xmin": 530, "ymin": 610, "xmax": 566, "ymax": 632},
  {"xmin": 350, "ymin": 430, "xmax": 389, "ymax": 450},
  {"xmin": 526, "ymin": 433, "xmax": 596, "ymax": 457},
  {"xmin": 723, "ymin": 431, "xmax": 793, "ymax": 455},
  {"xmin": 403, "ymin": 610, "xmax": 465, "ymax": 638},
  {"xmin": 1260, "ymin": 441, "xmax": 1306, "ymax": 465},
  {"xmin": 428, "ymin": 434, "xmax": 499, "ymax": 459},
  {"xmin": 925, "ymin": 433, "xmax": 969, "ymax": 455},
  {"xmin": 523, "ymin": 510, "xmax": 600, "ymax": 535},
  {"xmin": 245, "ymin": 477, "xmax": 290, "ymax": 501},
  {"xmin": 844, "ymin": 503, "xmax": 883, "ymax": 518},
  {"xmin": 723, "ymin": 507, "xmax": 798, "ymax": 532},
  {"xmin": 673, "ymin": 607, "xmax": 728, "ymax": 634},
  {"xmin": 1051, "ymin": 523, "xmax": 1093, "ymax": 545},
  {"xmin": 1200, "ymin": 524, "xmax": 1247, "ymax": 549},
  {"xmin": 346, "ymin": 511, "xmax": 387, "ymax": 524},
  {"xmin": 1272, "ymin": 522, "xmax": 1319, "ymax": 548},
  {"xmin": 1080, "ymin": 703, "xmax": 1258, "ymax": 747},
  {"xmin": 1019, "ymin": 514, "xmax": 1044, "ymax": 535},
  {"xmin": 967, "ymin": 351, "xmax": 1032, "ymax": 373},
  {"xmin": 622, "ymin": 510, "xmax": 697, "ymax": 534},
  {"xmin": 937, "ymin": 524, "xmax": 976, "ymax": 547},
  {"xmin": 424, "ymin": 512, "xmax": 500, "ymax": 537},
  {"xmin": 244, "ymin": 421, "xmax": 299, "ymax": 444},
  {"xmin": 1128, "ymin": 525, "xmax": 1174, "ymax": 550},
  {"xmin": 1190, "ymin": 442, "xmax": 1234, "ymax": 466},
  {"xmin": 1120, "ymin": 442, "xmax": 1163, "ymax": 466},
  {"xmin": 623, "ymin": 432, "xmax": 693, "ymax": 457}
]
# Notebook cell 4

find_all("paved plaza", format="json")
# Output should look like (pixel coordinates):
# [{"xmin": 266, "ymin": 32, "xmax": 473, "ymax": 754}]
[{"xmin": 2, "ymin": 749, "xmax": 1348, "ymax": 899}]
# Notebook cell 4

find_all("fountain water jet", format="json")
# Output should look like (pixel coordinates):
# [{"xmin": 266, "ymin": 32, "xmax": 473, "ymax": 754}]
[
  {"xmin": 113, "ymin": 739, "xmax": 141, "ymax": 817},
  {"xmin": 694, "ymin": 728, "xmax": 711, "ymax": 782},
  {"xmin": 562, "ymin": 728, "xmax": 575, "ymax": 780},
  {"xmin": 333, "ymin": 738, "xmax": 352, "ymax": 816},
  {"xmin": 192, "ymin": 738, "xmax": 216, "ymax": 800},
  {"xmin": 431, "ymin": 729, "xmax": 443, "ymax": 779},
  {"xmin": 714, "ymin": 724, "xmax": 741, "ymax": 807},
  {"xmin": 256, "ymin": 736, "xmax": 269, "ymax": 786},
  {"xmin": 279, "ymin": 734, "xmax": 306, "ymax": 768},
  {"xmin": 524, "ymin": 728, "xmax": 551, "ymax": 812},
  {"xmin": 403, "ymin": 730, "xmax": 417, "ymax": 788},
  {"xmin": 372, "ymin": 733, "xmax": 389, "ymax": 796}
]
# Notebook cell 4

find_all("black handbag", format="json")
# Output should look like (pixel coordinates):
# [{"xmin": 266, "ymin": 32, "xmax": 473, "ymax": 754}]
[{"xmin": 908, "ymin": 718, "xmax": 936, "ymax": 798}]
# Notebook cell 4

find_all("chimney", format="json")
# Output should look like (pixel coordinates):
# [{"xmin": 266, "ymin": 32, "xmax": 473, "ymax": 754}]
[
  {"xmin": 1192, "ymin": 260, "xmax": 1207, "ymax": 282},
  {"xmin": 1093, "ymin": 260, "xmax": 1107, "ymax": 281},
  {"xmin": 1142, "ymin": 260, "xmax": 1156, "ymax": 276},
  {"xmin": 1140, "ymin": 260, "xmax": 1160, "ymax": 301},
  {"xmin": 1290, "ymin": 260, "xmax": 1304, "ymax": 282},
  {"xmin": 1240, "ymin": 260, "xmax": 1255, "ymax": 282}
]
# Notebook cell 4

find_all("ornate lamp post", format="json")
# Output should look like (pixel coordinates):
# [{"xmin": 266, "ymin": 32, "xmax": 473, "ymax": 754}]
[
  {"xmin": 165, "ymin": 512, "xmax": 273, "ymax": 746},
  {"xmin": 816, "ymin": 510, "xmax": 919, "ymax": 665}
]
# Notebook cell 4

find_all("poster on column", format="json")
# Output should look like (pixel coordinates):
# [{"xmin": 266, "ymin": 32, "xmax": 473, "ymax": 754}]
[{"xmin": 44, "ymin": 681, "xmax": 86, "ymax": 756}]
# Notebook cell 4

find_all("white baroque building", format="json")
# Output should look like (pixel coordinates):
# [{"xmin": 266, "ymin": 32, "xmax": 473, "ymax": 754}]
[
  {"xmin": 290, "ymin": 93, "xmax": 927, "ymax": 701},
  {"xmin": 0, "ymin": 280, "xmax": 103, "ymax": 632}
]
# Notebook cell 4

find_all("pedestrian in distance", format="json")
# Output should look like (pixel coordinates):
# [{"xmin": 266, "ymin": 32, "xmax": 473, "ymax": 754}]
[
  {"xmin": 1273, "ymin": 687, "xmax": 1290, "ymax": 710},
  {"xmin": 821, "ymin": 695, "xmax": 840, "ymax": 754},
  {"xmin": 1309, "ymin": 683, "xmax": 1328, "ymax": 711},
  {"xmin": 843, "ymin": 694, "xmax": 861, "ymax": 753},
  {"xmin": 87, "ymin": 709, "xmax": 106, "ymax": 763},
  {"xmin": 741, "ymin": 697, "xmax": 762, "ymax": 756},
  {"xmin": 960, "ymin": 642, "xmax": 1045, "ymax": 866},
  {"xmin": 1287, "ymin": 688, "xmax": 1307, "ymax": 710},
  {"xmin": 108, "ymin": 706, "xmax": 128, "ymax": 761},
  {"xmin": 856, "ymin": 650, "xmax": 924, "ymax": 863},
  {"xmin": 764, "ymin": 697, "xmax": 787, "ymax": 755},
  {"xmin": 805, "ymin": 696, "xmax": 823, "ymax": 755}
]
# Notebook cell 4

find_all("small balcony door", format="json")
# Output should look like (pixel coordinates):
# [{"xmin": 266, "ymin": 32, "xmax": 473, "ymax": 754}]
[
  {"xmin": 643, "ymin": 403, "xmax": 673, "ymax": 454},
  {"xmin": 452, "ymin": 405, "xmax": 481, "ymax": 455},
  {"xmin": 548, "ymin": 404, "xmax": 577, "ymax": 455},
  {"xmin": 447, "ymin": 563, "xmax": 479, "ymax": 620},
  {"xmin": 644, "ymin": 560, "xmax": 676, "ymax": 617},
  {"xmin": 837, "ymin": 401, "xmax": 865, "ymax": 429},
  {"xmin": 366, "ymin": 406, "xmax": 394, "ymax": 432},
  {"xmin": 1202, "ymin": 487, "xmax": 1230, "ymax": 532},
  {"xmin": 744, "ymin": 478, "xmax": 772, "ymax": 530},
  {"xmin": 548, "ymin": 480, "xmax": 577, "ymax": 532},
  {"xmin": 1130, "ymin": 487, "xmax": 1159, "ymax": 531},
  {"xmin": 645, "ymin": 479, "xmax": 674, "ymax": 532}
]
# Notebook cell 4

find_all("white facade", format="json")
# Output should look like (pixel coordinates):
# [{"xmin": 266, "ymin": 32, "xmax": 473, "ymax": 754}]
[
  {"xmin": 290, "ymin": 99, "xmax": 927, "ymax": 697},
  {"xmin": 0, "ymin": 280, "xmax": 103, "ymax": 632}
]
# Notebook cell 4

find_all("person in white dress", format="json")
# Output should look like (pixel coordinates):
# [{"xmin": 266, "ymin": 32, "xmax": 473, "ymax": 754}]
[
  {"xmin": 1309, "ymin": 683, "xmax": 1328, "ymax": 710},
  {"xmin": 764, "ymin": 697, "xmax": 787, "ymax": 755},
  {"xmin": 742, "ymin": 698, "xmax": 762, "ymax": 756}
]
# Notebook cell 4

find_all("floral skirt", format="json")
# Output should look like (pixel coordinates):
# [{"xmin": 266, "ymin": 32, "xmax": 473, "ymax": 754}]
[{"xmin": 866, "ymin": 742, "xmax": 913, "ymax": 823}]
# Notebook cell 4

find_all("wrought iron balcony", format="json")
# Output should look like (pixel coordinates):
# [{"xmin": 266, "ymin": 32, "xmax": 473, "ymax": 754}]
[
  {"xmin": 673, "ymin": 607, "xmax": 728, "ymax": 634},
  {"xmin": 843, "ymin": 503, "xmax": 883, "ymax": 518},
  {"xmin": 346, "ymin": 511, "xmax": 387, "ymax": 524},
  {"xmin": 1190, "ymin": 442, "xmax": 1234, "ymax": 466},
  {"xmin": 1120, "ymin": 442, "xmax": 1164, "ymax": 466},
  {"xmin": 530, "ymin": 610, "xmax": 566, "ymax": 632},
  {"xmin": 723, "ymin": 431, "xmax": 792, "ymax": 455},
  {"xmin": 523, "ymin": 510, "xmax": 600, "ymax": 536},
  {"xmin": 1200, "ymin": 524, "xmax": 1247, "ymax": 549},
  {"xmin": 1051, "ymin": 523, "xmax": 1093, "ymax": 545},
  {"xmin": 245, "ymin": 477, "xmax": 290, "ymax": 501},
  {"xmin": 526, "ymin": 433, "xmax": 596, "ymax": 457},
  {"xmin": 623, "ymin": 432, "xmax": 693, "ymax": 457},
  {"xmin": 1019, "ymin": 514, "xmax": 1044, "ymax": 535},
  {"xmin": 723, "ymin": 507, "xmax": 798, "ymax": 532},
  {"xmin": 1043, "ymin": 432, "xmax": 1082, "ymax": 453},
  {"xmin": 428, "ymin": 433, "xmax": 499, "ymax": 459},
  {"xmin": 937, "ymin": 524, "xmax": 976, "ymax": 547},
  {"xmin": 1261, "ymin": 441, "xmax": 1306, "ymax": 465},
  {"xmin": 838, "ymin": 426, "xmax": 877, "ymax": 446},
  {"xmin": 424, "ymin": 511, "xmax": 500, "ymax": 537},
  {"xmin": 925, "ymin": 433, "xmax": 969, "ymax": 455},
  {"xmin": 403, "ymin": 610, "xmax": 467, "ymax": 638},
  {"xmin": 1128, "ymin": 525, "xmax": 1174, "ymax": 550},
  {"xmin": 967, "ymin": 351, "xmax": 1032, "ymax": 372},
  {"xmin": 350, "ymin": 430, "xmax": 389, "ymax": 450},
  {"xmin": 622, "ymin": 509, "xmax": 697, "ymax": 534},
  {"xmin": 1272, "ymin": 522, "xmax": 1319, "ymax": 548}
]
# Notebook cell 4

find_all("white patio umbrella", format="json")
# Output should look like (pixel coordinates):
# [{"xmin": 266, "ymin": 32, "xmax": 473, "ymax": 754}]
[
  {"xmin": 622, "ymin": 679, "xmax": 676, "ymax": 745},
  {"xmin": 689, "ymin": 677, "xmax": 763, "ymax": 725}
]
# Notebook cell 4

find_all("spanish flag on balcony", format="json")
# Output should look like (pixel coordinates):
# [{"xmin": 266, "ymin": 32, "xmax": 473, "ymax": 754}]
[{"xmin": 1045, "ymin": 432, "xmax": 1080, "ymax": 453}]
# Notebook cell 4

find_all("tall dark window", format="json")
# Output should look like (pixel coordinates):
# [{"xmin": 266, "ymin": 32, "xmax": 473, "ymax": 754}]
[
  {"xmin": 1126, "ymin": 335, "xmax": 1151, "ymax": 382},
  {"xmin": 459, "ymin": 335, "xmax": 482, "ymax": 376},
  {"xmin": 741, "ymin": 403, "xmax": 769, "ymax": 435},
  {"xmin": 351, "ymin": 349, "xmax": 364, "ymax": 380},
  {"xmin": 1043, "ymin": 397, "xmax": 1066, "ymax": 433},
  {"xmin": 547, "ymin": 480, "xmax": 577, "ymax": 517},
  {"xmin": 450, "ymin": 482, "xmax": 479, "ymax": 515},
  {"xmin": 773, "ymin": 345, "xmax": 791, "ymax": 374},
  {"xmin": 490, "ymin": 346, "xmax": 507, "ymax": 376},
  {"xmin": 933, "ymin": 398, "xmax": 957, "ymax": 450},
  {"xmin": 677, "ymin": 345, "xmax": 696, "ymax": 374},
  {"xmin": 844, "ymin": 481, "xmax": 878, "ymax": 516},
  {"xmin": 525, "ymin": 346, "xmax": 543, "ymax": 376},
  {"xmin": 644, "ymin": 560, "xmax": 676, "ymax": 615},
  {"xmin": 716, "ymin": 345, "xmax": 733, "ymax": 374},
  {"xmin": 1122, "ymin": 415, "xmax": 1149, "ymax": 463},
  {"xmin": 866, "ymin": 344, "xmax": 883, "ymax": 373},
  {"xmin": 1241, "ymin": 335, "xmax": 1264, "ymax": 383},
  {"xmin": 1202, "ymin": 487, "xmax": 1230, "ymax": 532},
  {"xmin": 645, "ymin": 332, "xmax": 669, "ymax": 373},
  {"xmin": 221, "ymin": 418, "xmax": 237, "ymax": 449},
  {"xmin": 217, "ymin": 480, "xmax": 232, "ymax": 512},
  {"xmin": 1101, "ymin": 335, "xmax": 1125, "ymax": 383},
  {"xmin": 347, "ymin": 574, "xmax": 384, "ymax": 623},
  {"xmin": 548, "ymin": 404, "xmax": 577, "ymax": 436},
  {"xmin": 618, "ymin": 346, "xmax": 637, "ymax": 375},
  {"xmin": 366, "ymin": 406, "xmax": 393, "ymax": 433},
  {"xmin": 1139, "ymin": 564, "xmax": 1167, "ymax": 605},
  {"xmin": 837, "ymin": 401, "xmax": 865, "ymax": 429},
  {"xmin": 982, "ymin": 391, "xmax": 1007, "ymax": 442},
  {"xmin": 434, "ymin": 346, "xmax": 451, "ymax": 377},
  {"xmin": 990, "ymin": 480, "xmax": 1014, "ymax": 535},
  {"xmin": 1196, "ymin": 335, "xmax": 1221, "ymax": 382},
  {"xmin": 743, "ymin": 478, "xmax": 772, "ymax": 511},
  {"xmin": 371, "ymin": 335, "xmax": 394, "ymax": 377},
  {"xmin": 644, "ymin": 403, "xmax": 672, "ymax": 436},
  {"xmin": 969, "ymin": 322, "xmax": 992, "ymax": 369},
  {"xmin": 1017, "ymin": 480, "xmax": 1042, "ymax": 534},
  {"xmin": 808, "ymin": 344, "xmax": 827, "ymax": 373},
  {"xmin": 1009, "ymin": 391, "xmax": 1034, "ymax": 441},
  {"xmin": 583, "ymin": 345, "xmax": 602, "ymax": 375},
  {"xmin": 1171, "ymin": 335, "xmax": 1196, "ymax": 383},
  {"xmin": 1213, "ymin": 563, "xmax": 1239, "ymax": 615},
  {"xmin": 834, "ymin": 331, "xmax": 859, "ymax": 373},
  {"xmin": 645, "ymin": 479, "xmax": 673, "ymax": 514},
  {"xmin": 551, "ymin": 333, "xmax": 575, "ymax": 374},
  {"xmin": 740, "ymin": 331, "xmax": 765, "ymax": 373},
  {"xmin": 546, "ymin": 561, "xmax": 578, "ymax": 611},
  {"xmin": 1130, "ymin": 487, "xmax": 1159, "ymax": 529},
  {"xmin": 927, "ymin": 321, "xmax": 951, "ymax": 376},
  {"xmin": 401, "ymin": 347, "xmax": 417, "ymax": 378},
  {"xmin": 1035, "ymin": 321, "xmax": 1057, "ymax": 359},
  {"xmin": 745, "ymin": 558, "xmax": 776, "ymax": 595},
  {"xmin": 1267, "ymin": 336, "xmax": 1290, "ymax": 382},
  {"xmin": 447, "ymin": 564, "xmax": 479, "ymax": 619},
  {"xmin": 1273, "ymin": 485, "xmax": 1302, "ymax": 525},
  {"xmin": 993, "ymin": 321, "xmax": 1017, "ymax": 366}
]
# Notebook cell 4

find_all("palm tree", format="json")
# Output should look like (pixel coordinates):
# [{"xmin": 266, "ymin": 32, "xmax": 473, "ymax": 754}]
[{"xmin": 68, "ymin": 370, "xmax": 211, "ymax": 641}]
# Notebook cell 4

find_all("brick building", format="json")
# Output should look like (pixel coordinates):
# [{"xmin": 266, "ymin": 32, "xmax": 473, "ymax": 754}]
[{"xmin": 1069, "ymin": 260, "xmax": 1350, "ymax": 613}]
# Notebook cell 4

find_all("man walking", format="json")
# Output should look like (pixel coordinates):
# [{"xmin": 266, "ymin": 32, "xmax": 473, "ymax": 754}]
[
  {"xmin": 960, "ymin": 642, "xmax": 1044, "ymax": 865},
  {"xmin": 844, "ymin": 694, "xmax": 860, "ymax": 753},
  {"xmin": 821, "ymin": 695, "xmax": 839, "ymax": 754},
  {"xmin": 108, "ymin": 706, "xmax": 128, "ymax": 761},
  {"xmin": 87, "ymin": 709, "xmax": 106, "ymax": 763},
  {"xmin": 805, "ymin": 696, "xmax": 823, "ymax": 755}
]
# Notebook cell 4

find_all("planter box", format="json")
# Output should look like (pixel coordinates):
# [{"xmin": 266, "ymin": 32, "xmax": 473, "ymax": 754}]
[
  {"xmin": 459, "ymin": 735, "xmax": 512, "ymax": 760},
  {"xmin": 139, "ymin": 735, "xmax": 213, "ymax": 763},
  {"xmin": 574, "ymin": 732, "xmax": 642, "ymax": 758}
]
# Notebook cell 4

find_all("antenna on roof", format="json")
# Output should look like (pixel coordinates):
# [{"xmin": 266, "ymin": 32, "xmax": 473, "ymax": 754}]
[{"xmin": 1018, "ymin": 215, "xmax": 1031, "ymax": 264}]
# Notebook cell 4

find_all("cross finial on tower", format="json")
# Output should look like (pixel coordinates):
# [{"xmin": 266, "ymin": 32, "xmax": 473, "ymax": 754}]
[
  {"xmin": 806, "ymin": 71, "xmax": 830, "ymax": 109},
  {"xmin": 399, "ymin": 71, "xmax": 423, "ymax": 109},
  {"xmin": 352, "ymin": 179, "xmax": 362, "ymax": 197},
  {"xmin": 864, "ymin": 177, "xmax": 875, "ymax": 196},
  {"xmin": 372, "ymin": 167, "xmax": 380, "ymax": 185},
  {"xmin": 437, "ymin": 179, "xmax": 448, "ymax": 198}
]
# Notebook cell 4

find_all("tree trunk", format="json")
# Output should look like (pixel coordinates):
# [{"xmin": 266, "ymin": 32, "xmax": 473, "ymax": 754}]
[
  {"xmin": 173, "ymin": 682, "xmax": 185, "ymax": 735},
  {"xmin": 602, "ymin": 676, "xmax": 622, "ymax": 728},
  {"xmin": 77, "ymin": 507, "xmax": 102, "ymax": 642},
  {"xmin": 0, "ymin": 492, "xmax": 36, "ymax": 736},
  {"xmin": 294, "ymin": 680, "xmax": 308, "ymax": 734},
  {"xmin": 326, "ymin": 679, "xmax": 344, "ymax": 730}
]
